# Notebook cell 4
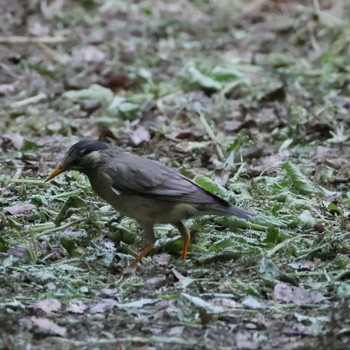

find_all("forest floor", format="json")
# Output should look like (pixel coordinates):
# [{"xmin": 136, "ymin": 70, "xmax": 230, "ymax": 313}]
[{"xmin": 1, "ymin": 1, "xmax": 350, "ymax": 349}]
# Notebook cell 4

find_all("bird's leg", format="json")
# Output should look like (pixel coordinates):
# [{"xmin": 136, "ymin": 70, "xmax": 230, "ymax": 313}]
[
  {"xmin": 173, "ymin": 221, "xmax": 191, "ymax": 261},
  {"xmin": 128, "ymin": 223, "xmax": 155, "ymax": 268}
]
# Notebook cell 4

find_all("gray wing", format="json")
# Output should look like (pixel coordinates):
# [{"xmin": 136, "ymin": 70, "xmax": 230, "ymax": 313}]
[{"xmin": 105, "ymin": 153, "xmax": 229, "ymax": 206}]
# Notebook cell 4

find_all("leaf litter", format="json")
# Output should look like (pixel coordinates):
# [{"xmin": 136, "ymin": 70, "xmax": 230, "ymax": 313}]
[{"xmin": 1, "ymin": 0, "xmax": 350, "ymax": 349}]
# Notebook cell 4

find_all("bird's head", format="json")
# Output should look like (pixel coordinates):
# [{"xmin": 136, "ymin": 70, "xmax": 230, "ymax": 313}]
[{"xmin": 45, "ymin": 140, "xmax": 109, "ymax": 181}]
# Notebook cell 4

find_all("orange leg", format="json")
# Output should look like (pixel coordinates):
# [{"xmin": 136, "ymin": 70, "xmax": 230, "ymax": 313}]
[
  {"xmin": 128, "ymin": 242, "xmax": 155, "ymax": 268},
  {"xmin": 174, "ymin": 221, "xmax": 191, "ymax": 262},
  {"xmin": 181, "ymin": 231, "xmax": 190, "ymax": 261}
]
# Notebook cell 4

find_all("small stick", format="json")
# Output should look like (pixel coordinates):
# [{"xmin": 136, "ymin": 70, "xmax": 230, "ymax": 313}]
[
  {"xmin": 0, "ymin": 36, "xmax": 67, "ymax": 44},
  {"xmin": 11, "ymin": 93, "xmax": 47, "ymax": 108},
  {"xmin": 198, "ymin": 112, "xmax": 224, "ymax": 161},
  {"xmin": 10, "ymin": 179, "xmax": 45, "ymax": 184}
]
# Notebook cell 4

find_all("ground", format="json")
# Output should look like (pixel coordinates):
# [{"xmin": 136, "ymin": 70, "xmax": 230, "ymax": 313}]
[{"xmin": 1, "ymin": 0, "xmax": 350, "ymax": 349}]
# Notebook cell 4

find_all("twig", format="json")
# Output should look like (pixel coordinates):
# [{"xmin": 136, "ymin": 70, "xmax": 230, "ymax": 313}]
[
  {"xmin": 0, "ymin": 36, "xmax": 67, "ymax": 44},
  {"xmin": 266, "ymin": 234, "xmax": 310, "ymax": 258},
  {"xmin": 52, "ymin": 190, "xmax": 81, "ymax": 199},
  {"xmin": 10, "ymin": 179, "xmax": 45, "ymax": 184},
  {"xmin": 37, "ymin": 220, "xmax": 81, "ymax": 237},
  {"xmin": 231, "ymin": 163, "xmax": 245, "ymax": 182},
  {"xmin": 49, "ymin": 335, "xmax": 197, "ymax": 347},
  {"xmin": 11, "ymin": 93, "xmax": 47, "ymax": 108},
  {"xmin": 198, "ymin": 112, "xmax": 224, "ymax": 161}
]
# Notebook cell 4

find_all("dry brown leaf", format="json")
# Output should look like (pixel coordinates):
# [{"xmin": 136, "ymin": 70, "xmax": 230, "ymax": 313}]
[
  {"xmin": 273, "ymin": 282, "xmax": 326, "ymax": 305},
  {"xmin": 66, "ymin": 300, "xmax": 87, "ymax": 314},
  {"xmin": 144, "ymin": 276, "xmax": 167, "ymax": 290},
  {"xmin": 129, "ymin": 125, "xmax": 150, "ymax": 146},
  {"xmin": 235, "ymin": 331, "xmax": 259, "ymax": 350},
  {"xmin": 25, "ymin": 316, "xmax": 67, "ymax": 337},
  {"xmin": 0, "ymin": 84, "xmax": 16, "ymax": 96},
  {"xmin": 30, "ymin": 299, "xmax": 62, "ymax": 315},
  {"xmin": 37, "ymin": 161, "xmax": 48, "ymax": 176},
  {"xmin": 4, "ymin": 204, "xmax": 36, "ymax": 216},
  {"xmin": 90, "ymin": 299, "xmax": 118, "ymax": 314},
  {"xmin": 152, "ymin": 253, "xmax": 172, "ymax": 266},
  {"xmin": 3, "ymin": 133, "xmax": 24, "ymax": 150},
  {"xmin": 79, "ymin": 46, "xmax": 106, "ymax": 63},
  {"xmin": 288, "ymin": 261, "xmax": 315, "ymax": 271}
]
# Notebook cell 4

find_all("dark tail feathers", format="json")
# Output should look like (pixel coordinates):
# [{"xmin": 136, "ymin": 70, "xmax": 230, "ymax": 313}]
[
  {"xmin": 228, "ymin": 205, "xmax": 255, "ymax": 219},
  {"xmin": 214, "ymin": 204, "xmax": 255, "ymax": 220}
]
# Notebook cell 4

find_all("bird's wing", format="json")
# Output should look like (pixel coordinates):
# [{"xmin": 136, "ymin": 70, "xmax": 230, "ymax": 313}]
[{"xmin": 105, "ymin": 153, "xmax": 226, "ymax": 205}]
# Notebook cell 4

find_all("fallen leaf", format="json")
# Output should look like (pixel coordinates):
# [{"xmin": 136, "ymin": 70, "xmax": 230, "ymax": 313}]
[
  {"xmin": 103, "ymin": 72, "xmax": 136, "ymax": 91},
  {"xmin": 83, "ymin": 124, "xmax": 118, "ymax": 140},
  {"xmin": 7, "ymin": 244, "xmax": 33, "ymax": 261},
  {"xmin": 24, "ymin": 316, "xmax": 67, "ymax": 337},
  {"xmin": 288, "ymin": 261, "xmax": 315, "ymax": 271},
  {"xmin": 153, "ymin": 253, "xmax": 172, "ymax": 266},
  {"xmin": 171, "ymin": 268, "xmax": 187, "ymax": 281},
  {"xmin": 64, "ymin": 84, "xmax": 113, "ymax": 105},
  {"xmin": 37, "ymin": 161, "xmax": 48, "ymax": 176},
  {"xmin": 183, "ymin": 65, "xmax": 223, "ymax": 92},
  {"xmin": 90, "ymin": 299, "xmax": 118, "ymax": 314},
  {"xmin": 181, "ymin": 293, "xmax": 225, "ymax": 313},
  {"xmin": 242, "ymin": 296, "xmax": 264, "ymax": 309},
  {"xmin": 45, "ymin": 282, "xmax": 57, "ymax": 291},
  {"xmin": 30, "ymin": 299, "xmax": 61, "ymax": 315},
  {"xmin": 235, "ymin": 332, "xmax": 259, "ymax": 350},
  {"xmin": 144, "ymin": 276, "xmax": 167, "ymax": 290},
  {"xmin": 129, "ymin": 125, "xmax": 150, "ymax": 146},
  {"xmin": 80, "ymin": 100, "xmax": 101, "ymax": 115},
  {"xmin": 41, "ymin": 0, "xmax": 65, "ymax": 19},
  {"xmin": 98, "ymin": 288, "xmax": 121, "ymax": 300},
  {"xmin": 118, "ymin": 299, "xmax": 158, "ymax": 309},
  {"xmin": 199, "ymin": 309, "xmax": 212, "ymax": 325},
  {"xmin": 3, "ymin": 133, "xmax": 24, "ymax": 150},
  {"xmin": 27, "ymin": 15, "xmax": 50, "ymax": 36},
  {"xmin": 273, "ymin": 283, "xmax": 326, "ymax": 305},
  {"xmin": 168, "ymin": 326, "xmax": 185, "ymax": 336},
  {"xmin": 66, "ymin": 300, "xmax": 87, "ymax": 314},
  {"xmin": 224, "ymin": 120, "xmax": 242, "ymax": 132},
  {"xmin": 212, "ymin": 169, "xmax": 230, "ymax": 186},
  {"xmin": 77, "ymin": 45, "xmax": 106, "ymax": 63},
  {"xmin": 175, "ymin": 141, "xmax": 210, "ymax": 153},
  {"xmin": 0, "ymin": 83, "xmax": 16, "ymax": 96}
]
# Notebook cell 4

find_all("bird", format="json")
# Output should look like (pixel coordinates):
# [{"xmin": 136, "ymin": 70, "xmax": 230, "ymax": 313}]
[{"xmin": 45, "ymin": 140, "xmax": 255, "ymax": 267}]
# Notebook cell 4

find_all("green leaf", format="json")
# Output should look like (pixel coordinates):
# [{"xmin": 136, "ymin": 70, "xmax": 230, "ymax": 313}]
[
  {"xmin": 282, "ymin": 161, "xmax": 320, "ymax": 195},
  {"xmin": 29, "ymin": 63, "xmax": 56, "ymax": 78},
  {"xmin": 259, "ymin": 258, "xmax": 281, "ymax": 280},
  {"xmin": 54, "ymin": 196, "xmax": 86, "ymax": 226},
  {"xmin": 242, "ymin": 296, "xmax": 263, "ymax": 309},
  {"xmin": 337, "ymin": 283, "xmax": 350, "ymax": 297},
  {"xmin": 118, "ymin": 299, "xmax": 158, "ymax": 309},
  {"xmin": 195, "ymin": 176, "xmax": 227, "ymax": 198},
  {"xmin": 22, "ymin": 139, "xmax": 39, "ymax": 151},
  {"xmin": 181, "ymin": 293, "xmax": 225, "ymax": 313},
  {"xmin": 64, "ymin": 84, "xmax": 114, "ymax": 105},
  {"xmin": 60, "ymin": 237, "xmax": 79, "ymax": 257},
  {"xmin": 182, "ymin": 65, "xmax": 223, "ymax": 92},
  {"xmin": 327, "ymin": 202, "xmax": 342, "ymax": 215},
  {"xmin": 264, "ymin": 226, "xmax": 289, "ymax": 245},
  {"xmin": 298, "ymin": 210, "xmax": 316, "ymax": 227},
  {"xmin": 107, "ymin": 97, "xmax": 140, "ymax": 119},
  {"xmin": 332, "ymin": 254, "xmax": 350, "ymax": 269},
  {"xmin": 209, "ymin": 238, "xmax": 235, "ymax": 252},
  {"xmin": 212, "ymin": 66, "xmax": 246, "ymax": 81}
]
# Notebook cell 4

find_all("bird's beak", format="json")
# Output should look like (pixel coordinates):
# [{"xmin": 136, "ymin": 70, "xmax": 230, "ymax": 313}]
[{"xmin": 45, "ymin": 163, "xmax": 63, "ymax": 182}]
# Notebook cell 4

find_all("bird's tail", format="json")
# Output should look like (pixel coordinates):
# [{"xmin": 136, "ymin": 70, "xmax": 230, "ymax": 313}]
[{"xmin": 212, "ymin": 204, "xmax": 255, "ymax": 219}]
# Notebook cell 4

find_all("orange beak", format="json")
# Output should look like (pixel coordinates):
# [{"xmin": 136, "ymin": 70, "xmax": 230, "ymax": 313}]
[{"xmin": 45, "ymin": 163, "xmax": 63, "ymax": 182}]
